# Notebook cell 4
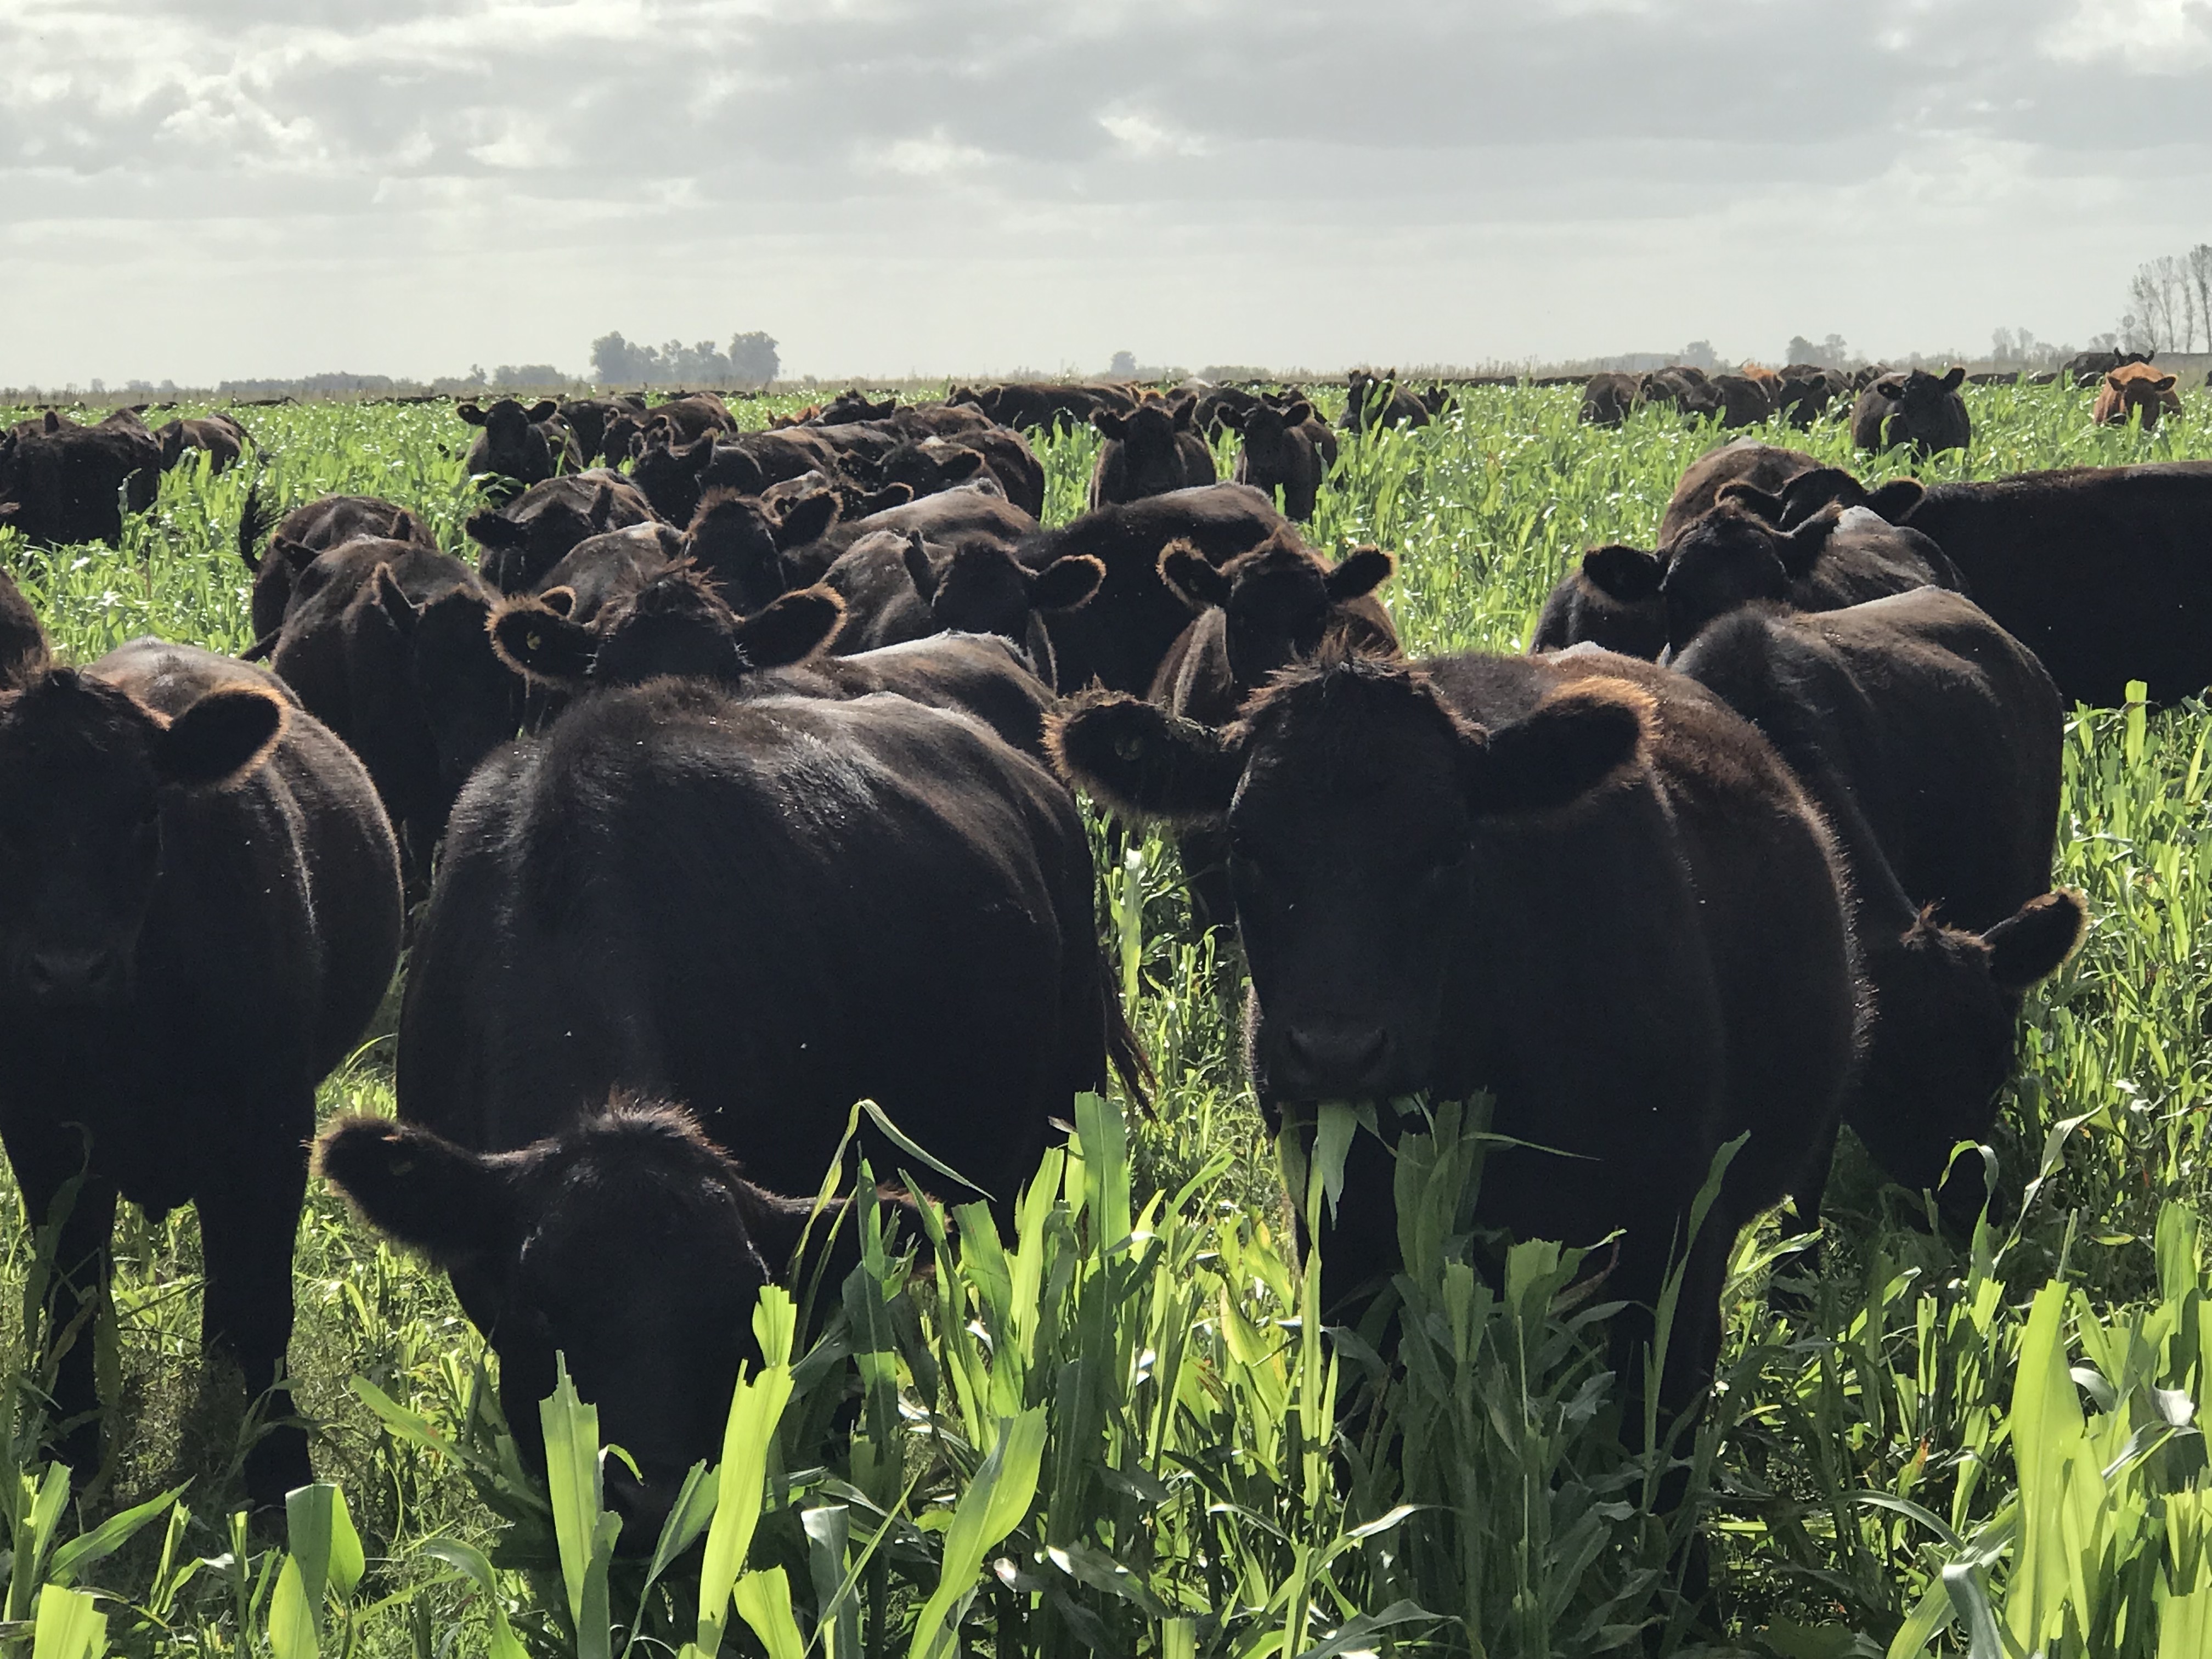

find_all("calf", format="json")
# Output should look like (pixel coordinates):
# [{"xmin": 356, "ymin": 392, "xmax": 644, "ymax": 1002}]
[
  {"xmin": 1089, "ymin": 398, "xmax": 1217, "ymax": 507},
  {"xmin": 1223, "ymin": 398, "xmax": 1326, "ymax": 520},
  {"xmin": 0, "ymin": 633, "xmax": 400, "ymax": 1503},
  {"xmin": 1673, "ymin": 589, "xmax": 2083, "ymax": 1224},
  {"xmin": 458, "ymin": 399, "xmax": 579, "ymax": 486},
  {"xmin": 2092, "ymin": 363, "xmax": 2181, "ymax": 430},
  {"xmin": 470, "ymin": 473, "xmax": 656, "ymax": 594},
  {"xmin": 1051, "ymin": 647, "xmax": 1857, "ymax": 1433},
  {"xmin": 1851, "ymin": 367, "xmax": 1971, "ymax": 456},
  {"xmin": 823, "ymin": 529, "xmax": 1102, "ymax": 676}
]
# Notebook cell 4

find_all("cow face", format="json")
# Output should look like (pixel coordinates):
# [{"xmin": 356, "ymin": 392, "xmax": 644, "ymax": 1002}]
[
  {"xmin": 0, "ymin": 671, "xmax": 285, "ymax": 1007},
  {"xmin": 365, "ymin": 571, "xmax": 523, "ymax": 808},
  {"xmin": 629, "ymin": 435, "xmax": 716, "ymax": 522},
  {"xmin": 1161, "ymin": 535, "xmax": 1395, "ymax": 693},
  {"xmin": 459, "ymin": 399, "xmax": 560, "ymax": 482},
  {"xmin": 1049, "ymin": 662, "xmax": 1645, "ymax": 1102},
  {"xmin": 492, "ymin": 571, "xmax": 844, "ymax": 690},
  {"xmin": 1093, "ymin": 400, "xmax": 1192, "ymax": 493},
  {"xmin": 2098, "ymin": 365, "xmax": 2181, "ymax": 430},
  {"xmin": 904, "ymin": 535, "xmax": 1102, "ymax": 645},
  {"xmin": 317, "ymin": 1105, "xmax": 847, "ymax": 1545},
  {"xmin": 1584, "ymin": 507, "xmax": 1833, "ymax": 652}
]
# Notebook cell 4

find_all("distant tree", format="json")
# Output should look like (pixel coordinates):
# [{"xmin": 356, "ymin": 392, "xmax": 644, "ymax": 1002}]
[
  {"xmin": 1108, "ymin": 351, "xmax": 1138, "ymax": 379},
  {"xmin": 1784, "ymin": 335, "xmax": 1820, "ymax": 365},
  {"xmin": 1680, "ymin": 340, "xmax": 1720, "ymax": 371},
  {"xmin": 591, "ymin": 331, "xmax": 657, "ymax": 385},
  {"xmin": 2188, "ymin": 245, "xmax": 2212, "ymax": 353},
  {"xmin": 727, "ymin": 332, "xmax": 780, "ymax": 388}
]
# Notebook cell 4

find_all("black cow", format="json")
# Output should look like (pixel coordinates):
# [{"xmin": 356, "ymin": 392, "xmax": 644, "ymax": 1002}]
[
  {"xmin": 1658, "ymin": 441, "xmax": 1820, "ymax": 545},
  {"xmin": 1049, "ymin": 648, "xmax": 1857, "ymax": 1431},
  {"xmin": 0, "ymin": 632, "xmax": 400, "ymax": 1503},
  {"xmin": 1578, "ymin": 373, "xmax": 1643, "ymax": 428},
  {"xmin": 1673, "ymin": 589, "xmax": 2084, "ymax": 1224},
  {"xmin": 1774, "ymin": 366, "xmax": 1848, "ymax": 428},
  {"xmin": 469, "ymin": 473, "xmax": 656, "ymax": 594},
  {"xmin": 639, "ymin": 393, "xmax": 737, "ymax": 448},
  {"xmin": 0, "ymin": 410, "xmax": 164, "ymax": 545},
  {"xmin": 779, "ymin": 479, "xmax": 1036, "ymax": 587},
  {"xmin": 1090, "ymin": 399, "xmax": 1217, "ymax": 508},
  {"xmin": 264, "ymin": 540, "xmax": 522, "ymax": 868},
  {"xmin": 318, "ymin": 1101, "xmax": 889, "ymax": 1544},
  {"xmin": 2063, "ymin": 348, "xmax": 2153, "ymax": 388},
  {"xmin": 1578, "ymin": 499, "xmax": 1965, "ymax": 656},
  {"xmin": 458, "ymin": 399, "xmax": 579, "ymax": 486},
  {"xmin": 1732, "ymin": 461, "xmax": 2212, "ymax": 707},
  {"xmin": 1014, "ymin": 483, "xmax": 1290, "ymax": 694},
  {"xmin": 242, "ymin": 491, "xmax": 438, "ymax": 647},
  {"xmin": 823, "ymin": 530, "xmax": 1102, "ymax": 678},
  {"xmin": 155, "ymin": 414, "xmax": 250, "ymax": 475},
  {"xmin": 382, "ymin": 619, "xmax": 1138, "ymax": 1528},
  {"xmin": 1223, "ymin": 399, "xmax": 1326, "ymax": 521},
  {"xmin": 948, "ymin": 382, "xmax": 1136, "ymax": 435},
  {"xmin": 1850, "ymin": 368, "xmax": 1971, "ymax": 456},
  {"xmin": 1340, "ymin": 370, "xmax": 1430, "ymax": 434},
  {"xmin": 555, "ymin": 398, "xmax": 641, "ymax": 467}
]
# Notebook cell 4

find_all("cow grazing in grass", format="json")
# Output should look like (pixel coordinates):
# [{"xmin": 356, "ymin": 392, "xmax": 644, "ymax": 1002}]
[
  {"xmin": 0, "ymin": 410, "xmax": 164, "ymax": 545},
  {"xmin": 2092, "ymin": 364, "xmax": 2181, "ymax": 430},
  {"xmin": 1223, "ymin": 398, "xmax": 1327, "ymax": 521},
  {"xmin": 1090, "ymin": 398, "xmax": 1217, "ymax": 509},
  {"xmin": 1851, "ymin": 368, "xmax": 1971, "ymax": 457},
  {"xmin": 318, "ymin": 1101, "xmax": 889, "ymax": 1545},
  {"xmin": 1049, "ymin": 647, "xmax": 1857, "ymax": 1437},
  {"xmin": 458, "ymin": 399, "xmax": 579, "ymax": 486},
  {"xmin": 1673, "ymin": 590, "xmax": 2083, "ymax": 1227},
  {"xmin": 1579, "ymin": 373, "xmax": 1643, "ymax": 429},
  {"xmin": 1658, "ymin": 441, "xmax": 1821, "ymax": 545},
  {"xmin": 155, "ymin": 414, "xmax": 250, "ymax": 476},
  {"xmin": 0, "ymin": 626, "xmax": 400, "ymax": 1505},
  {"xmin": 2064, "ymin": 348, "xmax": 2153, "ymax": 388}
]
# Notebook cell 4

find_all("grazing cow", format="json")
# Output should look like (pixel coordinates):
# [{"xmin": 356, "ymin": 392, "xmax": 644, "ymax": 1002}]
[
  {"xmin": 1223, "ymin": 398, "xmax": 1327, "ymax": 520},
  {"xmin": 1673, "ymin": 591, "xmax": 2083, "ymax": 1227},
  {"xmin": 1730, "ymin": 461, "xmax": 2212, "ymax": 707},
  {"xmin": 1967, "ymin": 370, "xmax": 2022, "ymax": 386},
  {"xmin": 155, "ymin": 414, "xmax": 250, "ymax": 475},
  {"xmin": 949, "ymin": 382, "xmax": 1137, "ymax": 435},
  {"xmin": 242, "ymin": 491, "xmax": 438, "ymax": 648},
  {"xmin": 1658, "ymin": 441, "xmax": 1821, "ymax": 545},
  {"xmin": 1579, "ymin": 373, "xmax": 1643, "ymax": 428},
  {"xmin": 1578, "ymin": 499, "xmax": 1965, "ymax": 656},
  {"xmin": 1774, "ymin": 366, "xmax": 1848, "ymax": 429},
  {"xmin": 1049, "ymin": 648, "xmax": 1857, "ymax": 1433},
  {"xmin": 0, "ymin": 410, "xmax": 164, "ymax": 545},
  {"xmin": 2092, "ymin": 363, "xmax": 2181, "ymax": 430},
  {"xmin": 1527, "ymin": 568, "xmax": 1672, "ymax": 660},
  {"xmin": 555, "ymin": 398, "xmax": 641, "ymax": 467},
  {"xmin": 1709, "ymin": 373, "xmax": 1777, "ymax": 428},
  {"xmin": 1014, "ymin": 483, "xmax": 1291, "ymax": 694},
  {"xmin": 1851, "ymin": 368, "xmax": 1971, "ymax": 456},
  {"xmin": 319, "ymin": 1101, "xmax": 888, "ymax": 1544},
  {"xmin": 1149, "ymin": 533, "xmax": 1399, "ymax": 929},
  {"xmin": 380, "ymin": 616, "xmax": 1138, "ymax": 1527},
  {"xmin": 2064, "ymin": 348, "xmax": 2153, "ymax": 388},
  {"xmin": 458, "ymin": 399, "xmax": 578, "ymax": 486},
  {"xmin": 1641, "ymin": 366, "xmax": 1714, "ymax": 415},
  {"xmin": 469, "ymin": 473, "xmax": 655, "ymax": 594},
  {"xmin": 1090, "ymin": 398, "xmax": 1217, "ymax": 508},
  {"xmin": 264, "ymin": 539, "xmax": 522, "ymax": 867},
  {"xmin": 1340, "ymin": 369, "xmax": 1430, "ymax": 434},
  {"xmin": 0, "ymin": 628, "xmax": 400, "ymax": 1504},
  {"xmin": 823, "ymin": 529, "xmax": 1102, "ymax": 676}
]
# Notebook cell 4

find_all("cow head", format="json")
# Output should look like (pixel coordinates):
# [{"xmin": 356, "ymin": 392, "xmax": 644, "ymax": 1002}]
[
  {"xmin": 1160, "ymin": 532, "xmax": 1395, "ymax": 693},
  {"xmin": 681, "ymin": 488, "xmax": 825, "ymax": 616},
  {"xmin": 629, "ymin": 434, "xmax": 717, "ymax": 523},
  {"xmin": 492, "ymin": 566, "xmax": 844, "ymax": 690},
  {"xmin": 1582, "ymin": 505, "xmax": 1835, "ymax": 651},
  {"xmin": 1718, "ymin": 468, "xmax": 1927, "ymax": 532},
  {"xmin": 317, "ymin": 1102, "xmax": 894, "ymax": 1545},
  {"xmin": 900, "ymin": 532, "xmax": 1101, "ymax": 670},
  {"xmin": 1221, "ymin": 399, "xmax": 1315, "ymax": 454},
  {"xmin": 2099, "ymin": 364, "xmax": 2181, "ymax": 429},
  {"xmin": 0, "ymin": 667, "xmax": 285, "ymax": 1007},
  {"xmin": 459, "ymin": 399, "xmax": 560, "ymax": 482},
  {"xmin": 362, "ymin": 568, "xmax": 524, "ymax": 810},
  {"xmin": 1050, "ymin": 656, "xmax": 1646, "ymax": 1102},
  {"xmin": 872, "ymin": 442, "xmax": 987, "ymax": 500}
]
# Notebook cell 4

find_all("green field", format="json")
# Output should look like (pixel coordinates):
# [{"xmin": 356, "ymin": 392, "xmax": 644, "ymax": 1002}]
[{"xmin": 0, "ymin": 381, "xmax": 2208, "ymax": 1657}]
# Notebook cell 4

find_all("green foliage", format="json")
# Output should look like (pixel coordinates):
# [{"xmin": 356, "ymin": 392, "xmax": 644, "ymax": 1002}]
[{"xmin": 0, "ymin": 381, "xmax": 2206, "ymax": 1652}]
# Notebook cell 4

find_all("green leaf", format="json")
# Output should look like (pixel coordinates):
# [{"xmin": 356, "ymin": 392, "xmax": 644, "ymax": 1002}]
[
  {"xmin": 267, "ymin": 1556, "xmax": 318, "ymax": 1659},
  {"xmin": 28, "ymin": 1584, "xmax": 107, "ymax": 1659},
  {"xmin": 48, "ymin": 1483, "xmax": 187, "ymax": 1588},
  {"xmin": 907, "ymin": 1408, "xmax": 1048, "ymax": 1659},
  {"xmin": 732, "ymin": 1567, "xmax": 806, "ymax": 1659}
]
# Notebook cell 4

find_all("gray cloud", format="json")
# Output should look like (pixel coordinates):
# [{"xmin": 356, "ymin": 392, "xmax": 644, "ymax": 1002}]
[{"xmin": 1, "ymin": 0, "xmax": 2207, "ymax": 383}]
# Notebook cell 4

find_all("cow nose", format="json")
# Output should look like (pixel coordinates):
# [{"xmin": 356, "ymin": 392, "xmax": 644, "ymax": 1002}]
[
  {"xmin": 1280, "ymin": 1024, "xmax": 1392, "ymax": 1094},
  {"xmin": 26, "ymin": 947, "xmax": 121, "ymax": 1003}
]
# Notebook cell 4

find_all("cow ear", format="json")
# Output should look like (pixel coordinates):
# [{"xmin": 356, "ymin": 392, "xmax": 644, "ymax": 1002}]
[
  {"xmin": 1159, "ymin": 541, "xmax": 1232, "ymax": 612},
  {"xmin": 735, "ymin": 585, "xmax": 845, "ymax": 665},
  {"xmin": 1776, "ymin": 510, "xmax": 1838, "ymax": 578},
  {"xmin": 42, "ymin": 410, "xmax": 61, "ymax": 434},
  {"xmin": 1091, "ymin": 409, "xmax": 1127, "ymax": 441},
  {"xmin": 466, "ymin": 511, "xmax": 527, "ymax": 550},
  {"xmin": 1284, "ymin": 400, "xmax": 1313, "ymax": 426},
  {"xmin": 1324, "ymin": 546, "xmax": 1395, "ymax": 602},
  {"xmin": 153, "ymin": 684, "xmax": 287, "ymax": 789},
  {"xmin": 772, "ymin": 490, "xmax": 839, "ymax": 550},
  {"xmin": 275, "ymin": 534, "xmax": 321, "ymax": 574},
  {"xmin": 937, "ymin": 447, "xmax": 986, "ymax": 481},
  {"xmin": 370, "ymin": 564, "xmax": 421, "ymax": 637},
  {"xmin": 1865, "ymin": 478, "xmax": 1926, "ymax": 521},
  {"xmin": 901, "ymin": 533, "xmax": 940, "ymax": 603},
  {"xmin": 2154, "ymin": 375, "xmax": 2177, "ymax": 393},
  {"xmin": 680, "ymin": 435, "xmax": 716, "ymax": 476},
  {"xmin": 1028, "ymin": 554, "xmax": 1104, "ymax": 614},
  {"xmin": 1716, "ymin": 481, "xmax": 1786, "ymax": 523},
  {"xmin": 315, "ymin": 1116, "xmax": 513, "ymax": 1266},
  {"xmin": 1218, "ymin": 403, "xmax": 1249, "ymax": 431},
  {"xmin": 1462, "ymin": 680, "xmax": 1647, "ymax": 816},
  {"xmin": 526, "ymin": 400, "xmax": 558, "ymax": 423},
  {"xmin": 1172, "ymin": 398, "xmax": 1195, "ymax": 431},
  {"xmin": 1939, "ymin": 366, "xmax": 1965, "ymax": 391},
  {"xmin": 1875, "ymin": 379, "xmax": 1905, "ymax": 399},
  {"xmin": 1581, "ymin": 544, "xmax": 1663, "ymax": 602},
  {"xmin": 588, "ymin": 483, "xmax": 616, "ymax": 531},
  {"xmin": 1047, "ymin": 692, "xmax": 1243, "ymax": 823},
  {"xmin": 456, "ymin": 404, "xmax": 487, "ymax": 425},
  {"xmin": 538, "ymin": 585, "xmax": 577, "ymax": 618},
  {"xmin": 1982, "ymin": 890, "xmax": 2086, "ymax": 991},
  {"xmin": 851, "ymin": 483, "xmax": 912, "ymax": 516},
  {"xmin": 389, "ymin": 509, "xmax": 425, "ymax": 545},
  {"xmin": 489, "ymin": 597, "xmax": 597, "ymax": 686}
]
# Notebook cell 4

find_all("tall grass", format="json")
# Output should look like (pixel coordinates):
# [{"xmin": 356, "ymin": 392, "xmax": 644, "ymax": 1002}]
[{"xmin": 0, "ymin": 382, "xmax": 2205, "ymax": 1652}]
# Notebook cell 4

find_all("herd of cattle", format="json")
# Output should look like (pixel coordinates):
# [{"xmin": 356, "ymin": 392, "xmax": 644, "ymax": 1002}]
[{"xmin": 0, "ymin": 374, "xmax": 2204, "ymax": 1549}]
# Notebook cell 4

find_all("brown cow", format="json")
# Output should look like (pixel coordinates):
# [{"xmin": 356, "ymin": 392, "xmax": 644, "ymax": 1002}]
[{"xmin": 2092, "ymin": 363, "xmax": 2181, "ymax": 431}]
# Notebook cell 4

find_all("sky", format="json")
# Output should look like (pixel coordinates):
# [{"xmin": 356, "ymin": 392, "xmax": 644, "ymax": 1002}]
[{"xmin": 1, "ymin": 0, "xmax": 2208, "ymax": 386}]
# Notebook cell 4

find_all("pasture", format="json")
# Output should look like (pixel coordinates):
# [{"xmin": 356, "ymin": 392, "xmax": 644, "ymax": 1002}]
[{"xmin": 0, "ymin": 379, "xmax": 2208, "ymax": 1657}]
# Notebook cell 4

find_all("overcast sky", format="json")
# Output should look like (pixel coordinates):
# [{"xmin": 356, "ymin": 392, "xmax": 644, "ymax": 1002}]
[{"xmin": 2, "ymin": 0, "xmax": 2207, "ymax": 386}]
